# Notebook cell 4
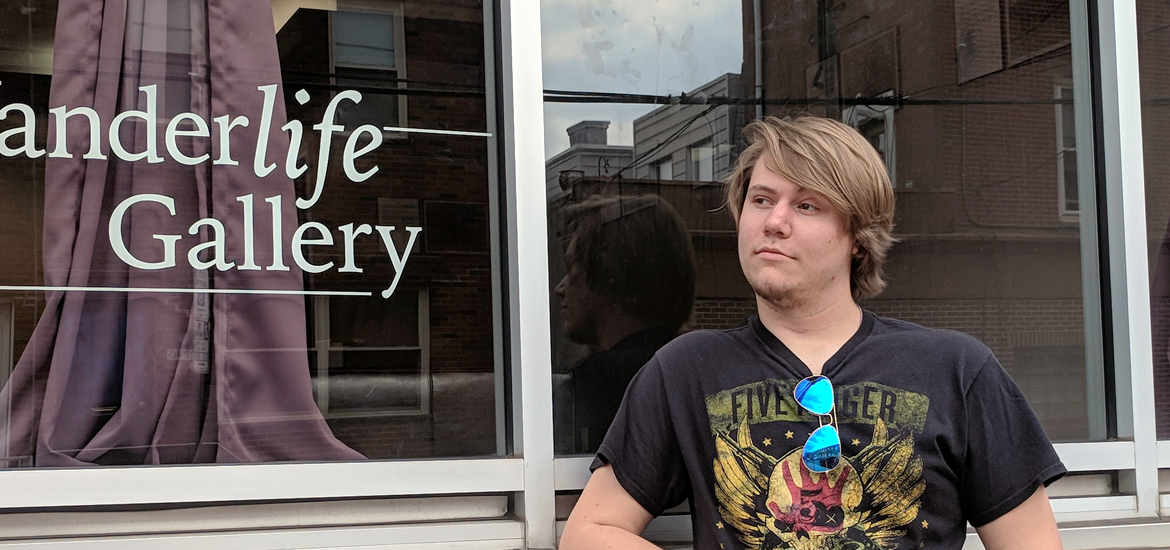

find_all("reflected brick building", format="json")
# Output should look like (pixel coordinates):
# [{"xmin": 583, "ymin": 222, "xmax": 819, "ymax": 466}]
[
  {"xmin": 275, "ymin": 2, "xmax": 497, "ymax": 458},
  {"xmin": 547, "ymin": 0, "xmax": 1103, "ymax": 441}
]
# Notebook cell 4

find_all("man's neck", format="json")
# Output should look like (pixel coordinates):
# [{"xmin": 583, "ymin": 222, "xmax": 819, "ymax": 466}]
[
  {"xmin": 756, "ymin": 293, "xmax": 862, "ymax": 376},
  {"xmin": 593, "ymin": 305, "xmax": 655, "ymax": 351}
]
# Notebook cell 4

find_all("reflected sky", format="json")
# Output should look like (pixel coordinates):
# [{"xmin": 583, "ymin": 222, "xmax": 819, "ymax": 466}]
[{"xmin": 540, "ymin": 0, "xmax": 743, "ymax": 158}]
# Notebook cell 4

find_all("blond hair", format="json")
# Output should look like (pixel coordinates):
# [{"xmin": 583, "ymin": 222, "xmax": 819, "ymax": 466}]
[{"xmin": 723, "ymin": 116, "xmax": 896, "ymax": 298}]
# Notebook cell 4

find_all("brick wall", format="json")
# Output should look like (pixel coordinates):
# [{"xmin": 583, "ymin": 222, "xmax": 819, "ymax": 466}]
[{"xmin": 279, "ymin": 6, "xmax": 496, "ymax": 459}]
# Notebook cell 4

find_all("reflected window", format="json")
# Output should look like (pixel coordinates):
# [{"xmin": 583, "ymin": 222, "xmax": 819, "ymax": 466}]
[
  {"xmin": 655, "ymin": 158, "xmax": 673, "ymax": 180},
  {"xmin": 844, "ymin": 99, "xmax": 896, "ymax": 186},
  {"xmin": 332, "ymin": 5, "xmax": 407, "ymax": 129},
  {"xmin": 1005, "ymin": 0, "xmax": 1072, "ymax": 65},
  {"xmin": 309, "ymin": 292, "xmax": 429, "ymax": 416},
  {"xmin": 689, "ymin": 140, "xmax": 714, "ymax": 181},
  {"xmin": 1056, "ymin": 84, "xmax": 1078, "ymax": 219}
]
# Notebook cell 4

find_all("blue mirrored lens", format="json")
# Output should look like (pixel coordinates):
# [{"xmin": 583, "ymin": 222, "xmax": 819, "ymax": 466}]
[
  {"xmin": 802, "ymin": 425, "xmax": 841, "ymax": 472},
  {"xmin": 794, "ymin": 376, "xmax": 834, "ymax": 415}
]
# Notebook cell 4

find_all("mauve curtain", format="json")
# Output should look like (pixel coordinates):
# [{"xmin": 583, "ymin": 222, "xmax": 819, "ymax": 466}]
[{"xmin": 0, "ymin": 0, "xmax": 362, "ymax": 466}]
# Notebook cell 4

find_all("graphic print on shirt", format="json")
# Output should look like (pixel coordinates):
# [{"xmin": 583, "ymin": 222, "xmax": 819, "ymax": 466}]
[{"xmin": 706, "ymin": 379, "xmax": 931, "ymax": 550}]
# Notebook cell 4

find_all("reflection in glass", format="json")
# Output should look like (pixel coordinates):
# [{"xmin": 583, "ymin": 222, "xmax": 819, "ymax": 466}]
[
  {"xmin": 550, "ymin": 194, "xmax": 695, "ymax": 453},
  {"xmin": 543, "ymin": 0, "xmax": 1103, "ymax": 444},
  {"xmin": 1137, "ymin": 0, "xmax": 1170, "ymax": 439},
  {"xmin": 0, "ymin": 0, "xmax": 499, "ymax": 466}
]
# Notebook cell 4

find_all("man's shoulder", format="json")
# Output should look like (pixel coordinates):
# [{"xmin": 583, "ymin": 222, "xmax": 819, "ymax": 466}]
[
  {"xmin": 869, "ymin": 314, "xmax": 994, "ymax": 359},
  {"xmin": 650, "ymin": 324, "xmax": 758, "ymax": 368},
  {"xmin": 662, "ymin": 323, "xmax": 756, "ymax": 349}
]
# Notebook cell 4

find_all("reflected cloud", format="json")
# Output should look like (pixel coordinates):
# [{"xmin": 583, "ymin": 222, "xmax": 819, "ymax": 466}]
[
  {"xmin": 581, "ymin": 40, "xmax": 643, "ymax": 83},
  {"xmin": 540, "ymin": 0, "xmax": 743, "ymax": 157}
]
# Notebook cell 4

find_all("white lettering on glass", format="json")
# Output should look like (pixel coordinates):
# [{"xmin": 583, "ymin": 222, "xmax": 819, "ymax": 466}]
[
  {"xmin": 0, "ymin": 86, "xmax": 464, "ymax": 297},
  {"xmin": 109, "ymin": 194, "xmax": 182, "ymax": 270},
  {"xmin": 165, "ymin": 112, "xmax": 211, "ymax": 165},
  {"xmin": 253, "ymin": 84, "xmax": 279, "ymax": 178},
  {"xmin": 375, "ymin": 226, "xmax": 422, "ymax": 298},
  {"xmin": 343, "ymin": 124, "xmax": 382, "ymax": 182},
  {"xmin": 0, "ymin": 103, "xmax": 45, "ymax": 158},
  {"xmin": 109, "ymin": 85, "xmax": 163, "ymax": 163},
  {"xmin": 301, "ymin": 90, "xmax": 361, "ymax": 209},
  {"xmin": 49, "ymin": 105, "xmax": 105, "ymax": 160}
]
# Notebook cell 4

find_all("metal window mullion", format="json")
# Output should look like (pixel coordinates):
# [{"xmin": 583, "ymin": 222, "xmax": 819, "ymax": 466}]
[
  {"xmin": 498, "ymin": 0, "xmax": 556, "ymax": 548},
  {"xmin": 1093, "ymin": 0, "xmax": 1159, "ymax": 518},
  {"xmin": 1071, "ymin": 0, "xmax": 1108, "ymax": 442}
]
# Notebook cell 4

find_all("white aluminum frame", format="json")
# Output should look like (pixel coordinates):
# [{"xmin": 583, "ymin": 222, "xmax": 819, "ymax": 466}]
[
  {"xmin": 0, "ymin": 459, "xmax": 523, "ymax": 509},
  {"xmin": 1093, "ymin": 0, "xmax": 1161, "ymax": 521},
  {"xmin": 0, "ymin": 521, "xmax": 525, "ymax": 550},
  {"xmin": 497, "ymin": 0, "xmax": 558, "ymax": 548}
]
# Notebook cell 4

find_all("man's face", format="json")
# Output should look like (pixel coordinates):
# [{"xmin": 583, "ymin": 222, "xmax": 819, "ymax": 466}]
[
  {"xmin": 555, "ymin": 242, "xmax": 603, "ymax": 347},
  {"xmin": 737, "ymin": 157, "xmax": 857, "ymax": 310}
]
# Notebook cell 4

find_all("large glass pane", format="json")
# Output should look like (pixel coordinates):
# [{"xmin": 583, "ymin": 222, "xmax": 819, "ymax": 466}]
[
  {"xmin": 543, "ymin": 0, "xmax": 1105, "ymax": 465},
  {"xmin": 1137, "ymin": 0, "xmax": 1170, "ymax": 442},
  {"xmin": 0, "ymin": 0, "xmax": 501, "ymax": 466}
]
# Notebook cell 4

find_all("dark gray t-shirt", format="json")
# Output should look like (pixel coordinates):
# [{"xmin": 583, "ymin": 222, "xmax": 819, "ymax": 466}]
[{"xmin": 594, "ymin": 311, "xmax": 1066, "ymax": 550}]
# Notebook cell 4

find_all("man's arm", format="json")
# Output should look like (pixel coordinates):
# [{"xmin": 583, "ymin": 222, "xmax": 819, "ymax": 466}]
[
  {"xmin": 560, "ymin": 464, "xmax": 661, "ymax": 550},
  {"xmin": 974, "ymin": 485, "xmax": 1062, "ymax": 550}
]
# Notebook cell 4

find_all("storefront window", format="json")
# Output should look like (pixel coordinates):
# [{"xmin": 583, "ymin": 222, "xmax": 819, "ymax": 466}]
[
  {"xmin": 0, "ymin": 0, "xmax": 501, "ymax": 466},
  {"xmin": 543, "ymin": 0, "xmax": 1105, "ymax": 463},
  {"xmin": 1137, "ymin": 0, "xmax": 1170, "ymax": 442}
]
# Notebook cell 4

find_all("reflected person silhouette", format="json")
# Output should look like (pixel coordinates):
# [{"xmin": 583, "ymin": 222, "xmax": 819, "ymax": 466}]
[{"xmin": 554, "ymin": 194, "xmax": 695, "ymax": 453}]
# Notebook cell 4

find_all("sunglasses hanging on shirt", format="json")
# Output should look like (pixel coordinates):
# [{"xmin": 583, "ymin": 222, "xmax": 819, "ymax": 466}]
[{"xmin": 794, "ymin": 375, "xmax": 842, "ymax": 472}]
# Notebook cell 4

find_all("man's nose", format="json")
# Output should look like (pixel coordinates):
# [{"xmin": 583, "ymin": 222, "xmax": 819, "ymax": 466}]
[
  {"xmin": 763, "ymin": 205, "xmax": 791, "ymax": 236},
  {"xmin": 554, "ymin": 275, "xmax": 568, "ymax": 297}
]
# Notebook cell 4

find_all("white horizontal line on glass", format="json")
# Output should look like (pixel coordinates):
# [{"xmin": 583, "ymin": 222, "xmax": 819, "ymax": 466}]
[
  {"xmin": 0, "ymin": 285, "xmax": 371, "ymax": 296},
  {"xmin": 382, "ymin": 126, "xmax": 492, "ymax": 137}
]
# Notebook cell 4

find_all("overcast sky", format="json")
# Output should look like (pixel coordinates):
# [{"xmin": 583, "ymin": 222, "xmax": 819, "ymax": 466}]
[{"xmin": 540, "ymin": 0, "xmax": 744, "ymax": 159}]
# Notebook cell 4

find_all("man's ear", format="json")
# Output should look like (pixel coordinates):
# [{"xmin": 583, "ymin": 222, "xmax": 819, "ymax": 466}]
[{"xmin": 852, "ymin": 240, "xmax": 862, "ymax": 258}]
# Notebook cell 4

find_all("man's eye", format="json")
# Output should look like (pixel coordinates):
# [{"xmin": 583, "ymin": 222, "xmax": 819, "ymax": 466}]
[{"xmin": 797, "ymin": 202, "xmax": 818, "ymax": 211}]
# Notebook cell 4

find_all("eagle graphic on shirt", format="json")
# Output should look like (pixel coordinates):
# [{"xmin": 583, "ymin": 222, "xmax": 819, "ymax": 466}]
[{"xmin": 706, "ymin": 380, "xmax": 930, "ymax": 550}]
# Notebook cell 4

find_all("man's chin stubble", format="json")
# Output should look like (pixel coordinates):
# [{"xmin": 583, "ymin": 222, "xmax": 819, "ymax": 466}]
[{"xmin": 749, "ymin": 280, "xmax": 806, "ymax": 312}]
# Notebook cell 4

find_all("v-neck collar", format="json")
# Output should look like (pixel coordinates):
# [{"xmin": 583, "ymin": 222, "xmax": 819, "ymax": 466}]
[{"xmin": 749, "ymin": 308, "xmax": 875, "ymax": 379}]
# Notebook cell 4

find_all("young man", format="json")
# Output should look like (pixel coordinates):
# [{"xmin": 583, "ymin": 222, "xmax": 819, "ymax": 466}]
[{"xmin": 560, "ymin": 116, "xmax": 1066, "ymax": 550}]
